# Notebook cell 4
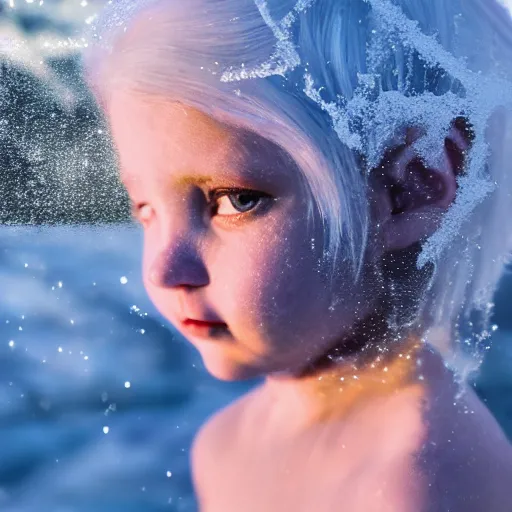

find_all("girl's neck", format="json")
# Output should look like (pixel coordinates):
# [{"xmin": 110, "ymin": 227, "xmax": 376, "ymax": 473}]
[{"xmin": 265, "ymin": 314, "xmax": 433, "ymax": 427}]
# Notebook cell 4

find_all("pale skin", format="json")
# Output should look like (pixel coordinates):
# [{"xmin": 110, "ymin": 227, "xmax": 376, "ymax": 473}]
[{"xmin": 107, "ymin": 91, "xmax": 512, "ymax": 511}]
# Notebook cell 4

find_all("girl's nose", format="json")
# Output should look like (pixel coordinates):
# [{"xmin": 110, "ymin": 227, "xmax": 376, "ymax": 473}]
[{"xmin": 146, "ymin": 238, "xmax": 209, "ymax": 289}]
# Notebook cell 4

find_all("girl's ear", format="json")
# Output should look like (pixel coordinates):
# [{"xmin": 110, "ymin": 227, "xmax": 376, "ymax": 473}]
[{"xmin": 369, "ymin": 118, "xmax": 473, "ymax": 253}]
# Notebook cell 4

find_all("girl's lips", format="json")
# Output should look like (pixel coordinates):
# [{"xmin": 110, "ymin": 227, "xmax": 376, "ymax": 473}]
[
  {"xmin": 182, "ymin": 319, "xmax": 227, "ymax": 327},
  {"xmin": 181, "ymin": 319, "xmax": 228, "ymax": 338}
]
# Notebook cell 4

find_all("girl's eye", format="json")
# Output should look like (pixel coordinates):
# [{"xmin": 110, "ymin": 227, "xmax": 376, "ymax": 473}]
[
  {"xmin": 131, "ymin": 189, "xmax": 271, "ymax": 227},
  {"xmin": 210, "ymin": 189, "xmax": 270, "ymax": 218}
]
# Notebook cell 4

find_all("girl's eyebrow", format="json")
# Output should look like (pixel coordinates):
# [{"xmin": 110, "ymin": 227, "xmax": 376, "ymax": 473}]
[
  {"xmin": 121, "ymin": 173, "xmax": 213, "ymax": 189},
  {"xmin": 174, "ymin": 175, "xmax": 213, "ymax": 186}
]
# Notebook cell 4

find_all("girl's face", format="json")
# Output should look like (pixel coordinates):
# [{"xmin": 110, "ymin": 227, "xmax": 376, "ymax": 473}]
[{"xmin": 108, "ymin": 92, "xmax": 375, "ymax": 381}]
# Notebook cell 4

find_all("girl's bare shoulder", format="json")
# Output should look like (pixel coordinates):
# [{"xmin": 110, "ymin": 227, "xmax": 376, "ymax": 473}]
[
  {"xmin": 424, "ymin": 385, "xmax": 512, "ymax": 511},
  {"xmin": 192, "ymin": 386, "xmax": 263, "ymax": 464},
  {"xmin": 197, "ymin": 385, "xmax": 263, "ymax": 445},
  {"xmin": 190, "ymin": 386, "xmax": 264, "ymax": 507}
]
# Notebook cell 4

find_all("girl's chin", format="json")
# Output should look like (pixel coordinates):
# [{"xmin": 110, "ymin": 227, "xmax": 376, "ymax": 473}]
[{"xmin": 201, "ymin": 354, "xmax": 262, "ymax": 382}]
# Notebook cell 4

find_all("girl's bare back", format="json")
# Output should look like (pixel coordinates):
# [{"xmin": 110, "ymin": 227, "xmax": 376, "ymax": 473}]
[
  {"xmin": 192, "ymin": 352, "xmax": 512, "ymax": 512},
  {"xmin": 193, "ymin": 392, "xmax": 422, "ymax": 511}
]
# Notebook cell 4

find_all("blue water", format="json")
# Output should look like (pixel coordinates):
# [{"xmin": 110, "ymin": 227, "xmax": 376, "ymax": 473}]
[
  {"xmin": 0, "ymin": 225, "xmax": 509, "ymax": 511},
  {"xmin": 0, "ymin": 225, "xmax": 253, "ymax": 512}
]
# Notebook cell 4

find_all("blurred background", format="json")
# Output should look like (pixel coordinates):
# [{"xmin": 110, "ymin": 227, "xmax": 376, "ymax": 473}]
[{"xmin": 0, "ymin": 1, "xmax": 509, "ymax": 511}]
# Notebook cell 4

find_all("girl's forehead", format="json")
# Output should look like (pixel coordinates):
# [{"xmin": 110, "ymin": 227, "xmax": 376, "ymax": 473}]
[
  {"xmin": 111, "ymin": 92, "xmax": 298, "ymax": 189},
  {"xmin": 111, "ymin": 95, "xmax": 237, "ymax": 164},
  {"xmin": 110, "ymin": 93, "xmax": 234, "ymax": 146}
]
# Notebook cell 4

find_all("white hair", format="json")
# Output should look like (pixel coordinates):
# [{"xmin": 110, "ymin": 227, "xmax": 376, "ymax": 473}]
[{"xmin": 83, "ymin": 0, "xmax": 512, "ymax": 364}]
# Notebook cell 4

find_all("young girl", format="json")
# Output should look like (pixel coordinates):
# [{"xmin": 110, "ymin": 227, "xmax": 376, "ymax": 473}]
[{"xmin": 83, "ymin": 0, "xmax": 512, "ymax": 510}]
